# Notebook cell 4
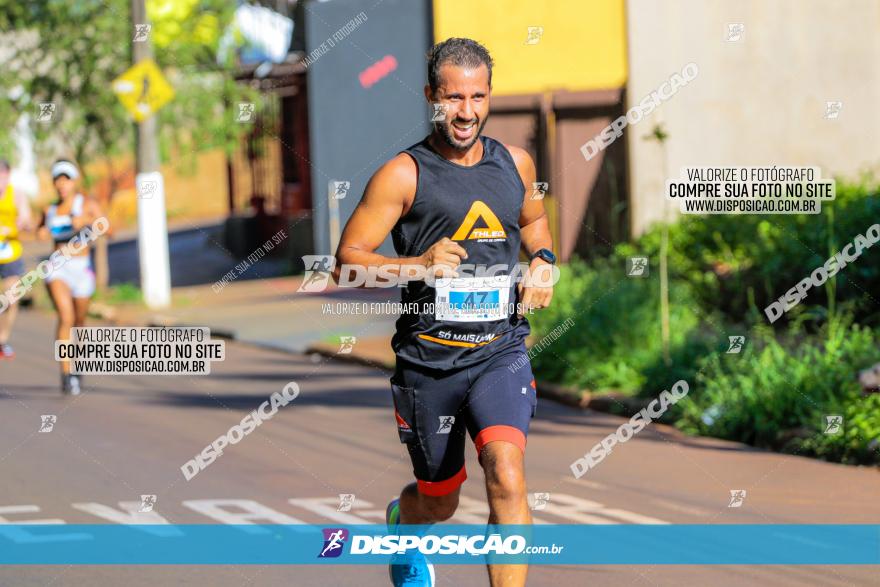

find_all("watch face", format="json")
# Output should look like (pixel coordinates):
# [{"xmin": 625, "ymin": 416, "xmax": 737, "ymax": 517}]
[{"xmin": 536, "ymin": 249, "xmax": 556, "ymax": 264}]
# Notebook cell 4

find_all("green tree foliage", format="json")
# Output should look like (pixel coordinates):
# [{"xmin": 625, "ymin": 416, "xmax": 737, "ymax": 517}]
[{"xmin": 0, "ymin": 0, "xmax": 260, "ymax": 174}]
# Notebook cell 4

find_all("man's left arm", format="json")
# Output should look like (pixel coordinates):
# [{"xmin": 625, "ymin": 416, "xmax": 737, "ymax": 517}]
[{"xmin": 507, "ymin": 145, "xmax": 554, "ymax": 315}]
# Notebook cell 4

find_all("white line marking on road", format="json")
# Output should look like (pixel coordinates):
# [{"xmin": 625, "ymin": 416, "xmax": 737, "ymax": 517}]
[
  {"xmin": 182, "ymin": 499, "xmax": 305, "ymax": 526},
  {"xmin": 537, "ymin": 493, "xmax": 669, "ymax": 524},
  {"xmin": 1, "ymin": 493, "xmax": 669, "ymax": 526},
  {"xmin": 561, "ymin": 477, "xmax": 606, "ymax": 491},
  {"xmin": 72, "ymin": 502, "xmax": 174, "ymax": 526},
  {"xmin": 647, "ymin": 497, "xmax": 713, "ymax": 518},
  {"xmin": 0, "ymin": 505, "xmax": 64, "ymax": 524},
  {"xmin": 288, "ymin": 497, "xmax": 375, "ymax": 524}
]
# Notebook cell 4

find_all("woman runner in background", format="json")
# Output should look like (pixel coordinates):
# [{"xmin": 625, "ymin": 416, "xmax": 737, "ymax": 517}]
[{"xmin": 38, "ymin": 160, "xmax": 104, "ymax": 395}]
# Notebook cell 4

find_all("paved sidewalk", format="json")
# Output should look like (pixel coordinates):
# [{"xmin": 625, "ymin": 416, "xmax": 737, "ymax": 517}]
[
  {"xmin": 17, "ymin": 217, "xmax": 399, "ymax": 355},
  {"xmin": 96, "ymin": 275, "xmax": 400, "ymax": 356},
  {"xmin": 99, "ymin": 279, "xmax": 616, "ymax": 413},
  {"xmin": 32, "ymin": 218, "xmax": 598, "ymax": 407}
]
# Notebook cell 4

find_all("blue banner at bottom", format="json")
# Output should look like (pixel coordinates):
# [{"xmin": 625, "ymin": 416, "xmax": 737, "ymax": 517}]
[{"xmin": 0, "ymin": 524, "xmax": 877, "ymax": 565}]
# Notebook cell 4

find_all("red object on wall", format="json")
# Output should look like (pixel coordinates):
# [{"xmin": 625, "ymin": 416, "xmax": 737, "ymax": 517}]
[{"xmin": 359, "ymin": 55, "xmax": 398, "ymax": 89}]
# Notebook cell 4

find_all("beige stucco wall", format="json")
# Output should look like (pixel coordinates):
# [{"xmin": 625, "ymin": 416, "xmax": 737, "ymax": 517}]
[{"xmin": 625, "ymin": 0, "xmax": 880, "ymax": 234}]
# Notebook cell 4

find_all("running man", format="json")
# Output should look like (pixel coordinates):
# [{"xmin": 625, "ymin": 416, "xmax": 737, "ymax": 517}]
[
  {"xmin": 38, "ymin": 160, "xmax": 104, "ymax": 395},
  {"xmin": 335, "ymin": 38, "xmax": 556, "ymax": 587},
  {"xmin": 0, "ymin": 158, "xmax": 34, "ymax": 359}
]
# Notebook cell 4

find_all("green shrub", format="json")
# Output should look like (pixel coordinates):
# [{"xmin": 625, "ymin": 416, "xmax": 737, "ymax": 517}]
[
  {"xmin": 529, "ymin": 178, "xmax": 879, "ymax": 465},
  {"xmin": 529, "ymin": 258, "xmax": 717, "ymax": 393},
  {"xmin": 615, "ymin": 179, "xmax": 880, "ymax": 327},
  {"xmin": 676, "ymin": 317, "xmax": 879, "ymax": 464},
  {"xmin": 94, "ymin": 282, "xmax": 142, "ymax": 304}
]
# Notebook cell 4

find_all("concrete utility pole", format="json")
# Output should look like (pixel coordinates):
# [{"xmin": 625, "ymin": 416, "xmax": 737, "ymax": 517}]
[{"xmin": 132, "ymin": 0, "xmax": 171, "ymax": 308}]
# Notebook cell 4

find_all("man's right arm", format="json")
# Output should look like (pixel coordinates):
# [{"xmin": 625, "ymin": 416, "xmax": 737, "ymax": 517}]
[
  {"xmin": 333, "ymin": 154, "xmax": 468, "ymax": 286},
  {"xmin": 333, "ymin": 153, "xmax": 421, "ymax": 284}
]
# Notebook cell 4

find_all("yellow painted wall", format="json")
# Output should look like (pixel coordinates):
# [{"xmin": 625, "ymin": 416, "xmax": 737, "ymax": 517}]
[{"xmin": 433, "ymin": 0, "xmax": 627, "ymax": 95}]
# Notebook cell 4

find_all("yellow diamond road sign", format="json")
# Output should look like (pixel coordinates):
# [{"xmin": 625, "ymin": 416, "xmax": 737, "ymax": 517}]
[{"xmin": 112, "ymin": 58, "xmax": 174, "ymax": 122}]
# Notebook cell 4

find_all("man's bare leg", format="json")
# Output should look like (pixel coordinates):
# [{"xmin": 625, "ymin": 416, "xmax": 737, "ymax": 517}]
[
  {"xmin": 0, "ymin": 276, "xmax": 20, "ymax": 347},
  {"xmin": 398, "ymin": 482, "xmax": 460, "ymax": 524},
  {"xmin": 46, "ymin": 280, "xmax": 75, "ymax": 376},
  {"xmin": 481, "ymin": 442, "xmax": 531, "ymax": 587}
]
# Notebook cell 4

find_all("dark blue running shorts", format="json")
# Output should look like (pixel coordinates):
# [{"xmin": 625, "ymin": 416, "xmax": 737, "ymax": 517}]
[
  {"xmin": 389, "ymin": 343, "xmax": 537, "ymax": 496},
  {"xmin": 0, "ymin": 258, "xmax": 24, "ymax": 279}
]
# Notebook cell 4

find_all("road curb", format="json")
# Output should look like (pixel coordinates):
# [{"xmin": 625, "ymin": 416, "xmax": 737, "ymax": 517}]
[
  {"xmin": 305, "ymin": 343, "xmax": 395, "ymax": 374},
  {"xmin": 87, "ymin": 303, "xmax": 238, "ymax": 340},
  {"xmin": 88, "ymin": 304, "xmax": 647, "ymax": 417},
  {"xmin": 304, "ymin": 341, "xmax": 651, "ymax": 416}
]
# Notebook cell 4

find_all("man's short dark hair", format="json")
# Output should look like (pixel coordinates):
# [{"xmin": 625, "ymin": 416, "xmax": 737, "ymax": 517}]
[
  {"xmin": 427, "ymin": 38, "xmax": 494, "ymax": 94},
  {"xmin": 0, "ymin": 159, "xmax": 10, "ymax": 172}
]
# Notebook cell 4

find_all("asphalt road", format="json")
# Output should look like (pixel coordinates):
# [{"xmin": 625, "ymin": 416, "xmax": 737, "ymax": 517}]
[{"xmin": 1, "ymin": 310, "xmax": 878, "ymax": 586}]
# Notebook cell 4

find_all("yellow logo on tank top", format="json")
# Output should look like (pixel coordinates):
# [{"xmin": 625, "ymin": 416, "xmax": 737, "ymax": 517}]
[{"xmin": 450, "ymin": 200, "xmax": 506, "ymax": 242}]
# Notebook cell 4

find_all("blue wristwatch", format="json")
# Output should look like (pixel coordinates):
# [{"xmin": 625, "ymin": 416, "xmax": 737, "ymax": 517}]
[{"xmin": 531, "ymin": 248, "xmax": 556, "ymax": 265}]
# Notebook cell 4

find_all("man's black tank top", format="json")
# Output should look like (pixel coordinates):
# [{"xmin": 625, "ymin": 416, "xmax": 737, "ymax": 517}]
[{"xmin": 391, "ymin": 135, "xmax": 530, "ymax": 370}]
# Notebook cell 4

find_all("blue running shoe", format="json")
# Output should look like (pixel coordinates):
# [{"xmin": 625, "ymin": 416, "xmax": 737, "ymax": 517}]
[{"xmin": 386, "ymin": 498, "xmax": 435, "ymax": 587}]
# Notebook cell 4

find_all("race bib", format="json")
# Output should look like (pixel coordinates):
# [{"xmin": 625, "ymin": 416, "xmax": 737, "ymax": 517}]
[
  {"xmin": 434, "ymin": 275, "xmax": 511, "ymax": 322},
  {"xmin": 49, "ymin": 214, "xmax": 73, "ymax": 238}
]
